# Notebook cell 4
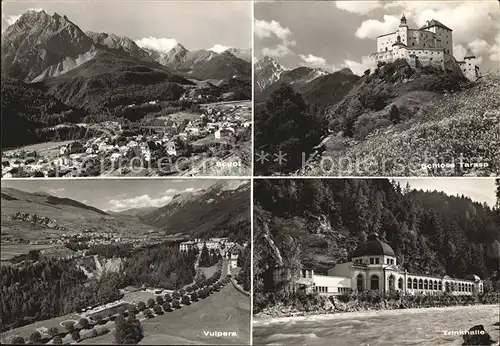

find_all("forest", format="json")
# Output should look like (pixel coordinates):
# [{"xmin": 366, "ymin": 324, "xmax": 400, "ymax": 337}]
[
  {"xmin": 254, "ymin": 179, "xmax": 500, "ymax": 305},
  {"xmin": 0, "ymin": 243, "xmax": 197, "ymax": 332}
]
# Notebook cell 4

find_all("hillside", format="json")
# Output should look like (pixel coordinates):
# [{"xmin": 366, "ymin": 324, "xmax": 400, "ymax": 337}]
[
  {"xmin": 254, "ymin": 179, "xmax": 500, "ymax": 293},
  {"xmin": 305, "ymin": 69, "xmax": 500, "ymax": 176},
  {"xmin": 141, "ymin": 180, "xmax": 250, "ymax": 241},
  {"xmin": 1, "ymin": 188, "xmax": 154, "ymax": 238}
]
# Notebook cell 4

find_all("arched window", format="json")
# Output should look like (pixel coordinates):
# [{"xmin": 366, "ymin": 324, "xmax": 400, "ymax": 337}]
[
  {"xmin": 370, "ymin": 275, "xmax": 379, "ymax": 290},
  {"xmin": 433, "ymin": 281, "xmax": 438, "ymax": 290},
  {"xmin": 388, "ymin": 275, "xmax": 395, "ymax": 291},
  {"xmin": 398, "ymin": 278, "xmax": 403, "ymax": 290},
  {"xmin": 418, "ymin": 279, "xmax": 423, "ymax": 289},
  {"xmin": 424, "ymin": 280, "xmax": 428, "ymax": 290},
  {"xmin": 357, "ymin": 274, "xmax": 364, "ymax": 292},
  {"xmin": 407, "ymin": 278, "xmax": 412, "ymax": 289},
  {"xmin": 438, "ymin": 282, "xmax": 442, "ymax": 291},
  {"xmin": 413, "ymin": 278, "xmax": 418, "ymax": 289}
]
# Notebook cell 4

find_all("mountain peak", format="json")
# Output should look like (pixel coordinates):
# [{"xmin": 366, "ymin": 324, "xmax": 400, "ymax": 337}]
[
  {"xmin": 170, "ymin": 42, "xmax": 188, "ymax": 53},
  {"xmin": 337, "ymin": 67, "xmax": 354, "ymax": 75}
]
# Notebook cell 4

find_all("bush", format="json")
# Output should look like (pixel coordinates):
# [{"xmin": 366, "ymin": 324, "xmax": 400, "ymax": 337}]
[
  {"xmin": 156, "ymin": 295, "xmax": 164, "ymax": 305},
  {"xmin": 147, "ymin": 298, "xmax": 156, "ymax": 308},
  {"xmin": 137, "ymin": 301, "xmax": 146, "ymax": 311},
  {"xmin": 172, "ymin": 291, "xmax": 181, "ymax": 299},
  {"xmin": 48, "ymin": 327, "xmax": 59, "ymax": 337},
  {"xmin": 179, "ymin": 289, "xmax": 186, "ymax": 296},
  {"xmin": 143, "ymin": 308, "xmax": 154, "ymax": 319},
  {"xmin": 71, "ymin": 330, "xmax": 81, "ymax": 341},
  {"xmin": 79, "ymin": 317, "xmax": 90, "ymax": 329},
  {"xmin": 152, "ymin": 304, "xmax": 163, "ymax": 315},
  {"xmin": 162, "ymin": 302, "xmax": 172, "ymax": 312},
  {"xmin": 164, "ymin": 293, "xmax": 172, "ymax": 302},
  {"xmin": 181, "ymin": 295, "xmax": 191, "ymax": 305},
  {"xmin": 190, "ymin": 292, "xmax": 199, "ymax": 302},
  {"xmin": 115, "ymin": 315, "xmax": 143, "ymax": 344},
  {"xmin": 172, "ymin": 300, "xmax": 181, "ymax": 309},
  {"xmin": 129, "ymin": 305, "xmax": 139, "ymax": 315},
  {"xmin": 11, "ymin": 336, "xmax": 25, "ymax": 344},
  {"xmin": 29, "ymin": 331, "xmax": 42, "ymax": 344},
  {"xmin": 52, "ymin": 335, "xmax": 63, "ymax": 344}
]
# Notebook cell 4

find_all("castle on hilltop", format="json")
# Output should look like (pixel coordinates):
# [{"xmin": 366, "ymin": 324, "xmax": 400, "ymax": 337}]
[{"xmin": 370, "ymin": 15, "xmax": 480, "ymax": 81}]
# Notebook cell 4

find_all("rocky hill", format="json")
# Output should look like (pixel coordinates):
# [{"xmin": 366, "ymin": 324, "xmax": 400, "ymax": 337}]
[
  {"xmin": 302, "ymin": 60, "xmax": 499, "ymax": 176},
  {"xmin": 254, "ymin": 56, "xmax": 286, "ymax": 92},
  {"xmin": 141, "ymin": 180, "xmax": 250, "ymax": 241}
]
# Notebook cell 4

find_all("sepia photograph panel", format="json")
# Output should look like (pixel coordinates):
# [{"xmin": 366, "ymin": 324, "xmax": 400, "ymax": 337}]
[
  {"xmin": 253, "ymin": 177, "xmax": 500, "ymax": 345},
  {"xmin": 254, "ymin": 1, "xmax": 500, "ymax": 177},
  {"xmin": 1, "ymin": 1, "xmax": 252, "ymax": 178},
  {"xmin": 1, "ymin": 179, "xmax": 251, "ymax": 345}
]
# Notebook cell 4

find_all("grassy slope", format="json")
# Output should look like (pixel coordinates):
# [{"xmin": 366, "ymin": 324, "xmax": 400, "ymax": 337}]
[{"xmin": 305, "ymin": 75, "xmax": 500, "ymax": 176}]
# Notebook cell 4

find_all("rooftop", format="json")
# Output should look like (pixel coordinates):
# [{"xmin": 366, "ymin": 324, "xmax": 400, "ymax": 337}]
[{"xmin": 352, "ymin": 232, "xmax": 395, "ymax": 257}]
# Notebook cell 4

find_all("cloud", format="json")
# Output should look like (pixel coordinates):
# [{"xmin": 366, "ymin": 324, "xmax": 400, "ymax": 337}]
[
  {"xmin": 335, "ymin": 1, "xmax": 383, "ymax": 15},
  {"xmin": 454, "ymin": 43, "xmax": 484, "ymax": 66},
  {"xmin": 255, "ymin": 19, "xmax": 297, "ymax": 58},
  {"xmin": 107, "ymin": 187, "xmax": 197, "ymax": 212},
  {"xmin": 341, "ymin": 56, "xmax": 377, "ymax": 76},
  {"xmin": 490, "ymin": 33, "xmax": 500, "ymax": 61},
  {"xmin": 2, "ymin": 8, "xmax": 44, "ymax": 30},
  {"xmin": 355, "ymin": 15, "xmax": 400, "ymax": 39},
  {"xmin": 262, "ymin": 44, "xmax": 294, "ymax": 58},
  {"xmin": 254, "ymin": 19, "xmax": 293, "ymax": 42},
  {"xmin": 298, "ymin": 53, "xmax": 331, "ymax": 69},
  {"xmin": 209, "ymin": 44, "xmax": 231, "ymax": 53},
  {"xmin": 135, "ymin": 37, "xmax": 179, "ymax": 54}
]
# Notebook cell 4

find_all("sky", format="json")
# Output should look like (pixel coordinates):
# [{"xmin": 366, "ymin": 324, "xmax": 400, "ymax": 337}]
[
  {"xmin": 1, "ymin": 179, "xmax": 248, "ymax": 212},
  {"xmin": 1, "ymin": 1, "xmax": 252, "ymax": 53},
  {"xmin": 255, "ymin": 1, "xmax": 500, "ymax": 75},
  {"xmin": 394, "ymin": 178, "xmax": 498, "ymax": 208}
]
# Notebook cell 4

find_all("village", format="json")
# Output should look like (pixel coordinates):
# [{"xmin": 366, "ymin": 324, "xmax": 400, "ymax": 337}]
[{"xmin": 1, "ymin": 101, "xmax": 252, "ymax": 178}]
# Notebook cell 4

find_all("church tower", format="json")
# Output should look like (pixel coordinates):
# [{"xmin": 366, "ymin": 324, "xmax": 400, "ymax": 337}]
[{"xmin": 398, "ymin": 14, "xmax": 409, "ymax": 45}]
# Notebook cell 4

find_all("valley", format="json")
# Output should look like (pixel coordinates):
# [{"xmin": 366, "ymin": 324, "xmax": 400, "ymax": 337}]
[
  {"xmin": 1, "ymin": 9, "xmax": 252, "ymax": 177},
  {"xmin": 0, "ymin": 180, "xmax": 251, "ymax": 344}
]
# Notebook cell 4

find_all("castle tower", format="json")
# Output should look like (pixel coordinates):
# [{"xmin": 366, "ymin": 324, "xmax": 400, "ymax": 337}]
[
  {"xmin": 398, "ymin": 14, "xmax": 409, "ymax": 45},
  {"xmin": 462, "ymin": 47, "xmax": 479, "ymax": 81}
]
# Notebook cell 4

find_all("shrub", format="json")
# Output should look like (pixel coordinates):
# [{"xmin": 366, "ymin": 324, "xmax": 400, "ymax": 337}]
[
  {"xmin": 79, "ymin": 317, "xmax": 90, "ymax": 329},
  {"xmin": 172, "ymin": 291, "xmax": 180, "ymax": 299},
  {"xmin": 137, "ymin": 301, "xmax": 146, "ymax": 311},
  {"xmin": 164, "ymin": 293, "xmax": 172, "ymax": 302},
  {"xmin": 147, "ymin": 298, "xmax": 156, "ymax": 308},
  {"xmin": 191, "ymin": 292, "xmax": 199, "ymax": 302},
  {"xmin": 114, "ymin": 314, "xmax": 143, "ymax": 344},
  {"xmin": 143, "ymin": 308, "xmax": 154, "ymax": 319},
  {"xmin": 181, "ymin": 295, "xmax": 191, "ymax": 305},
  {"xmin": 153, "ymin": 304, "xmax": 163, "ymax": 315},
  {"xmin": 162, "ymin": 302, "xmax": 172, "ymax": 312},
  {"xmin": 179, "ymin": 289, "xmax": 186, "ymax": 296},
  {"xmin": 29, "ymin": 331, "xmax": 42, "ymax": 344},
  {"xmin": 71, "ymin": 330, "xmax": 81, "ymax": 341},
  {"xmin": 11, "ymin": 336, "xmax": 25, "ymax": 344},
  {"xmin": 52, "ymin": 335, "xmax": 63, "ymax": 344},
  {"xmin": 172, "ymin": 300, "xmax": 181, "ymax": 309},
  {"xmin": 129, "ymin": 305, "xmax": 139, "ymax": 315},
  {"xmin": 156, "ymin": 295, "xmax": 164, "ymax": 305},
  {"xmin": 48, "ymin": 327, "xmax": 59, "ymax": 337}
]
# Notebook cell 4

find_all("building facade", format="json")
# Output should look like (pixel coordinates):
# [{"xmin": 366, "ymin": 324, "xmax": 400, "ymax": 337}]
[
  {"xmin": 370, "ymin": 15, "xmax": 479, "ymax": 80},
  {"xmin": 297, "ymin": 233, "xmax": 483, "ymax": 296}
]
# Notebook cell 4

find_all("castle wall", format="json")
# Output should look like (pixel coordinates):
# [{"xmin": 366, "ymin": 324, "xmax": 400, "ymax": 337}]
[{"xmin": 377, "ymin": 32, "xmax": 398, "ymax": 52}]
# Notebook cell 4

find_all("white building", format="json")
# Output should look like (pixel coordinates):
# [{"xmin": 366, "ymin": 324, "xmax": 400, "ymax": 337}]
[
  {"xmin": 295, "ymin": 232, "xmax": 483, "ymax": 296},
  {"xmin": 370, "ymin": 15, "xmax": 478, "ymax": 80}
]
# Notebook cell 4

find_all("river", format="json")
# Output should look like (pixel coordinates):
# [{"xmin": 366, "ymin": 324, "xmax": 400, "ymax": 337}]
[{"xmin": 253, "ymin": 304, "xmax": 499, "ymax": 345}]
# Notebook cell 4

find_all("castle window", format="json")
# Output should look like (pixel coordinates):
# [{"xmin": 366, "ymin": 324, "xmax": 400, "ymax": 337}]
[
  {"xmin": 375, "ymin": 258, "xmax": 380, "ymax": 264},
  {"xmin": 419, "ymin": 279, "xmax": 423, "ymax": 289},
  {"xmin": 370, "ymin": 275, "xmax": 379, "ymax": 290},
  {"xmin": 407, "ymin": 278, "xmax": 412, "ymax": 289},
  {"xmin": 439, "ymin": 282, "xmax": 442, "ymax": 290},
  {"xmin": 412, "ymin": 43, "xmax": 415, "ymax": 46},
  {"xmin": 424, "ymin": 280, "xmax": 428, "ymax": 289},
  {"xmin": 370, "ymin": 258, "xmax": 374, "ymax": 264},
  {"xmin": 433, "ymin": 281, "xmax": 438, "ymax": 290},
  {"xmin": 413, "ymin": 278, "xmax": 418, "ymax": 289},
  {"xmin": 398, "ymin": 278, "xmax": 403, "ymax": 289}
]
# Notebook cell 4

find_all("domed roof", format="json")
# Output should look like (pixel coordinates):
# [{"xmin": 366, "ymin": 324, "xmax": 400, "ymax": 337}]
[{"xmin": 352, "ymin": 232, "xmax": 395, "ymax": 257}]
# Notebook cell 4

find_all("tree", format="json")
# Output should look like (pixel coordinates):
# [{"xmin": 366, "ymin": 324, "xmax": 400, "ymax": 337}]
[
  {"xmin": 199, "ymin": 243, "xmax": 211, "ymax": 267},
  {"xmin": 190, "ymin": 292, "xmax": 199, "ymax": 302},
  {"xmin": 52, "ymin": 336, "xmax": 63, "ymax": 344},
  {"xmin": 388, "ymin": 104, "xmax": 400, "ymax": 124},
  {"xmin": 94, "ymin": 314, "xmax": 104, "ymax": 325},
  {"xmin": 181, "ymin": 295, "xmax": 190, "ymax": 305},
  {"xmin": 79, "ymin": 317, "xmax": 90, "ymax": 329},
  {"xmin": 29, "ymin": 331, "xmax": 42, "ymax": 344},
  {"xmin": 155, "ymin": 295, "xmax": 164, "ymax": 305},
  {"xmin": 71, "ymin": 330, "xmax": 81, "ymax": 342},
  {"xmin": 143, "ymin": 308, "xmax": 153, "ymax": 319},
  {"xmin": 152, "ymin": 304, "xmax": 163, "ymax": 315},
  {"xmin": 11, "ymin": 336, "xmax": 25, "ymax": 344},
  {"xmin": 48, "ymin": 327, "xmax": 59, "ymax": 337},
  {"xmin": 147, "ymin": 298, "xmax": 155, "ymax": 308},
  {"xmin": 172, "ymin": 300, "xmax": 180, "ymax": 309},
  {"xmin": 137, "ymin": 301, "xmax": 146, "ymax": 311},
  {"xmin": 114, "ymin": 314, "xmax": 143, "ymax": 344},
  {"xmin": 164, "ymin": 293, "xmax": 172, "ymax": 302},
  {"xmin": 162, "ymin": 302, "xmax": 172, "ymax": 312}
]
